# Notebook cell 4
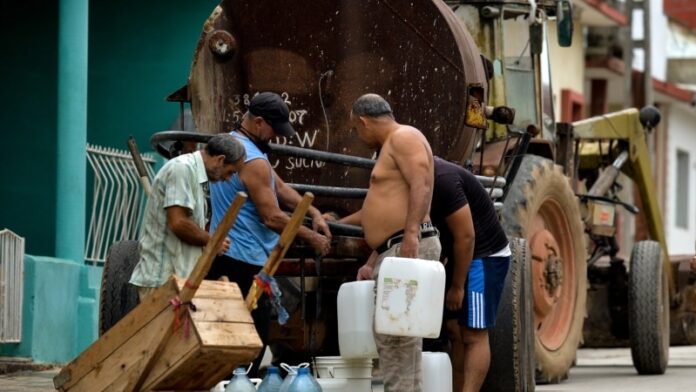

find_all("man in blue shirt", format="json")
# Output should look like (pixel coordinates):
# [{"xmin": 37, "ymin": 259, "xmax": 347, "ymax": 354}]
[{"xmin": 208, "ymin": 92, "xmax": 332, "ymax": 373}]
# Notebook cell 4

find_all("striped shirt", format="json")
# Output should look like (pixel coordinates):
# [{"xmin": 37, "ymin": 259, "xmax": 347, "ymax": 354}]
[{"xmin": 129, "ymin": 151, "xmax": 208, "ymax": 288}]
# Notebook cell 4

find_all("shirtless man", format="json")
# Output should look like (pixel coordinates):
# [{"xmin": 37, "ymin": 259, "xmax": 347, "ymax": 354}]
[{"xmin": 345, "ymin": 94, "xmax": 441, "ymax": 392}]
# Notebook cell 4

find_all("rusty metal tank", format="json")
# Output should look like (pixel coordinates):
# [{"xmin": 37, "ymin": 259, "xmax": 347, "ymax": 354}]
[{"xmin": 188, "ymin": 0, "xmax": 488, "ymax": 212}]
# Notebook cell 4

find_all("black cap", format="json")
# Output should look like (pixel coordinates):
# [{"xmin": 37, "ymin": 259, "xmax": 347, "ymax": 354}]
[{"xmin": 248, "ymin": 92, "xmax": 296, "ymax": 137}]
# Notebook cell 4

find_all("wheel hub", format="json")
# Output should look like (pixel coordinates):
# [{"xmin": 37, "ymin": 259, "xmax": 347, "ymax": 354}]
[
  {"xmin": 531, "ymin": 230, "xmax": 564, "ymax": 321},
  {"xmin": 544, "ymin": 252, "xmax": 563, "ymax": 294}
]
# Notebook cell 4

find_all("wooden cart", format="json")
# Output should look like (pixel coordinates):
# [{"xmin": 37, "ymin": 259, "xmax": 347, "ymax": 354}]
[{"xmin": 54, "ymin": 192, "xmax": 314, "ymax": 391}]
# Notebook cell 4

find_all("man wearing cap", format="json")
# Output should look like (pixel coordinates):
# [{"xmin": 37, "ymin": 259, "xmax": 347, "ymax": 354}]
[{"xmin": 208, "ymin": 92, "xmax": 332, "ymax": 372}]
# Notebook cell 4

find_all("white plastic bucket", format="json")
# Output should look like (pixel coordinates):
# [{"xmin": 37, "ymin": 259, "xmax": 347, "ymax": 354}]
[
  {"xmin": 422, "ymin": 352, "xmax": 452, "ymax": 392},
  {"xmin": 337, "ymin": 281, "xmax": 379, "ymax": 359},
  {"xmin": 375, "ymin": 257, "xmax": 446, "ymax": 338},
  {"xmin": 315, "ymin": 378, "xmax": 350, "ymax": 392},
  {"xmin": 313, "ymin": 356, "xmax": 373, "ymax": 392}
]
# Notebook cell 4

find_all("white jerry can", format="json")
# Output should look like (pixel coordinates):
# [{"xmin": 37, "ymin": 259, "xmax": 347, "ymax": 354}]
[
  {"xmin": 375, "ymin": 257, "xmax": 446, "ymax": 338},
  {"xmin": 337, "ymin": 281, "xmax": 379, "ymax": 358}
]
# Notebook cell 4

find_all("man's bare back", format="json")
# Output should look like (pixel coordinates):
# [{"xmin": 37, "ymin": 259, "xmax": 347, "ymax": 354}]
[{"xmin": 361, "ymin": 126, "xmax": 434, "ymax": 250}]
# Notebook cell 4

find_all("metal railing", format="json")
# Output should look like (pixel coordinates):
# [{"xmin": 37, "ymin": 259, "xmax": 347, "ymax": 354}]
[
  {"xmin": 0, "ymin": 229, "xmax": 24, "ymax": 343},
  {"xmin": 85, "ymin": 144, "xmax": 155, "ymax": 264}
]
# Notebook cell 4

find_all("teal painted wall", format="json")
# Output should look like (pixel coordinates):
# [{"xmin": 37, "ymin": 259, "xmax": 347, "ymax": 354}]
[
  {"xmin": 0, "ymin": 256, "xmax": 101, "ymax": 363},
  {"xmin": 1, "ymin": 0, "xmax": 218, "ymax": 362},
  {"xmin": 87, "ymin": 0, "xmax": 219, "ymax": 153},
  {"xmin": 1, "ymin": 0, "xmax": 218, "ymax": 256},
  {"xmin": 0, "ymin": 1, "xmax": 60, "ymax": 256}
]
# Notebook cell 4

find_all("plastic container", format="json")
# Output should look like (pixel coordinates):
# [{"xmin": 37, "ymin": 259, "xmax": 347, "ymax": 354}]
[
  {"xmin": 278, "ymin": 363, "xmax": 309, "ymax": 392},
  {"xmin": 375, "ymin": 256, "xmax": 446, "ymax": 338},
  {"xmin": 224, "ymin": 367, "xmax": 257, "ymax": 392},
  {"xmin": 315, "ymin": 378, "xmax": 350, "ymax": 392},
  {"xmin": 337, "ymin": 281, "xmax": 379, "ymax": 359},
  {"xmin": 313, "ymin": 356, "xmax": 372, "ymax": 392},
  {"xmin": 422, "ymin": 351, "xmax": 452, "ymax": 392},
  {"xmin": 257, "ymin": 366, "xmax": 283, "ymax": 392},
  {"xmin": 287, "ymin": 367, "xmax": 322, "ymax": 392}
]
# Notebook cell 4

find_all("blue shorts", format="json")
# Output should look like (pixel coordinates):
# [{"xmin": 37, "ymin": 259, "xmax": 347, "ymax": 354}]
[{"xmin": 444, "ymin": 256, "xmax": 510, "ymax": 329}]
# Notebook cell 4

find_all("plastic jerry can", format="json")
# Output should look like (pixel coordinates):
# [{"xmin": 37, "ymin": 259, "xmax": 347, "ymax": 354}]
[
  {"xmin": 224, "ymin": 367, "xmax": 257, "ymax": 392},
  {"xmin": 337, "ymin": 281, "xmax": 379, "ymax": 358},
  {"xmin": 422, "ymin": 351, "xmax": 452, "ymax": 392},
  {"xmin": 278, "ymin": 363, "xmax": 310, "ymax": 392},
  {"xmin": 257, "ymin": 366, "xmax": 283, "ymax": 392},
  {"xmin": 287, "ymin": 367, "xmax": 322, "ymax": 392},
  {"xmin": 375, "ymin": 256, "xmax": 446, "ymax": 338}
]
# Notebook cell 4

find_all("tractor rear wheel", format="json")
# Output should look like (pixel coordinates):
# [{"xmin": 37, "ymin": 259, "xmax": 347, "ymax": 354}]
[
  {"xmin": 99, "ymin": 240, "xmax": 140, "ymax": 335},
  {"xmin": 482, "ymin": 237, "xmax": 535, "ymax": 392},
  {"xmin": 501, "ymin": 155, "xmax": 587, "ymax": 383},
  {"xmin": 628, "ymin": 240, "xmax": 669, "ymax": 374}
]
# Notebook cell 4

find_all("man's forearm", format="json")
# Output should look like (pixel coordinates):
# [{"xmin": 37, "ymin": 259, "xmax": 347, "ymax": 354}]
[
  {"xmin": 338, "ymin": 210, "xmax": 362, "ymax": 226},
  {"xmin": 276, "ymin": 179, "xmax": 323, "ymax": 220},
  {"xmin": 171, "ymin": 220, "xmax": 209, "ymax": 247},
  {"xmin": 451, "ymin": 237, "xmax": 475, "ymax": 288},
  {"xmin": 404, "ymin": 181, "xmax": 432, "ymax": 237},
  {"xmin": 276, "ymin": 178, "xmax": 302, "ymax": 209}
]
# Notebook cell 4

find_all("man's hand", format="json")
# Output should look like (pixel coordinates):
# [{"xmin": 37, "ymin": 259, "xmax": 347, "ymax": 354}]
[
  {"xmin": 312, "ymin": 214, "xmax": 332, "ymax": 240},
  {"xmin": 321, "ymin": 212, "xmax": 339, "ymax": 222},
  {"xmin": 308, "ymin": 232, "xmax": 331, "ymax": 256},
  {"xmin": 357, "ymin": 263, "xmax": 374, "ymax": 281},
  {"xmin": 217, "ymin": 238, "xmax": 231, "ymax": 256},
  {"xmin": 398, "ymin": 233, "xmax": 419, "ymax": 258},
  {"xmin": 446, "ymin": 286, "xmax": 465, "ymax": 311}
]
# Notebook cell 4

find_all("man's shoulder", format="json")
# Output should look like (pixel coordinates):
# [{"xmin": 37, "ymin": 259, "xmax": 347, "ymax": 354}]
[
  {"xmin": 239, "ymin": 157, "xmax": 273, "ymax": 184},
  {"xmin": 435, "ymin": 158, "xmax": 477, "ymax": 183},
  {"xmin": 162, "ymin": 154, "xmax": 197, "ymax": 176},
  {"xmin": 390, "ymin": 126, "xmax": 424, "ymax": 142},
  {"xmin": 386, "ymin": 126, "xmax": 428, "ymax": 157}
]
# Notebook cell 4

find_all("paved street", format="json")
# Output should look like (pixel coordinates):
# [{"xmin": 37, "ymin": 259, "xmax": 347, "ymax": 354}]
[
  {"xmin": 0, "ymin": 369, "xmax": 58, "ymax": 392},
  {"xmin": 535, "ymin": 346, "xmax": 696, "ymax": 392},
  {"xmin": 1, "ymin": 346, "xmax": 695, "ymax": 391}
]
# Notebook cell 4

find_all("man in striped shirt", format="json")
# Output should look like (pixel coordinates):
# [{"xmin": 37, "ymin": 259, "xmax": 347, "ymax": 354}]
[{"xmin": 129, "ymin": 134, "xmax": 246, "ymax": 299}]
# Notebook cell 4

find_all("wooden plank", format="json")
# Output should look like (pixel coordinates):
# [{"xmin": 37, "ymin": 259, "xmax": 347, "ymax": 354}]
[
  {"xmin": 189, "ymin": 297, "xmax": 253, "ymax": 323},
  {"xmin": 175, "ymin": 277, "xmax": 244, "ymax": 300},
  {"xmin": 152, "ymin": 347, "xmax": 260, "ymax": 390},
  {"xmin": 139, "ymin": 327, "xmax": 201, "ymax": 390},
  {"xmin": 196, "ymin": 321, "xmax": 264, "ymax": 349},
  {"xmin": 54, "ymin": 278, "xmax": 179, "ymax": 390},
  {"xmin": 129, "ymin": 193, "xmax": 247, "ymax": 392},
  {"xmin": 66, "ymin": 308, "xmax": 184, "ymax": 392}
]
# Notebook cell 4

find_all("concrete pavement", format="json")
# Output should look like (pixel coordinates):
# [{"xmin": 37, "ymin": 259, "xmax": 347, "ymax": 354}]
[{"xmin": 1, "ymin": 346, "xmax": 695, "ymax": 391}]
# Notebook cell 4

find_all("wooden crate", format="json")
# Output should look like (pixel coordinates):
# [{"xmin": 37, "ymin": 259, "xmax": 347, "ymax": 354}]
[{"xmin": 54, "ymin": 277, "xmax": 263, "ymax": 392}]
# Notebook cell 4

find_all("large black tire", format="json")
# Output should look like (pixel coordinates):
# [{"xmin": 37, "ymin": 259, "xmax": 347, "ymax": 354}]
[
  {"xmin": 482, "ymin": 237, "xmax": 535, "ymax": 392},
  {"xmin": 500, "ymin": 155, "xmax": 587, "ymax": 383},
  {"xmin": 99, "ymin": 240, "xmax": 140, "ymax": 335},
  {"xmin": 628, "ymin": 240, "xmax": 669, "ymax": 374}
]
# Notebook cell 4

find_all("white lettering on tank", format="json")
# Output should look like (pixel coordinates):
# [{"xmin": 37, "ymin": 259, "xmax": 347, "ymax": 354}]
[{"xmin": 230, "ymin": 92, "xmax": 326, "ymax": 172}]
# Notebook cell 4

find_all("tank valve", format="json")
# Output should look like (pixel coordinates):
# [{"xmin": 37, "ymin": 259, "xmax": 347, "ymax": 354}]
[
  {"xmin": 481, "ymin": 6, "xmax": 501, "ymax": 19},
  {"xmin": 208, "ymin": 30, "xmax": 237, "ymax": 60},
  {"xmin": 485, "ymin": 106, "xmax": 516, "ymax": 125}
]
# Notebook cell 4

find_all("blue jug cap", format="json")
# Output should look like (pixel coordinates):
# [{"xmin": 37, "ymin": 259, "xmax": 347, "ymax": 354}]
[
  {"xmin": 297, "ymin": 367, "xmax": 310, "ymax": 375},
  {"xmin": 267, "ymin": 366, "xmax": 279, "ymax": 374},
  {"xmin": 233, "ymin": 367, "xmax": 247, "ymax": 375}
]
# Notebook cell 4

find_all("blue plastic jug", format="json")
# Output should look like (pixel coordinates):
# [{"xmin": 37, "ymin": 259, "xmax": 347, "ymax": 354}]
[
  {"xmin": 287, "ymin": 367, "xmax": 322, "ymax": 392},
  {"xmin": 224, "ymin": 367, "xmax": 256, "ymax": 392},
  {"xmin": 278, "ymin": 363, "xmax": 310, "ymax": 392},
  {"xmin": 257, "ymin": 366, "xmax": 283, "ymax": 392}
]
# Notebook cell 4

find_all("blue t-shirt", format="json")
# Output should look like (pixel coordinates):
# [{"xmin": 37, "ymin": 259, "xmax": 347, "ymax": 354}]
[{"xmin": 209, "ymin": 131, "xmax": 279, "ymax": 266}]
